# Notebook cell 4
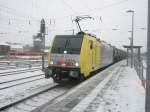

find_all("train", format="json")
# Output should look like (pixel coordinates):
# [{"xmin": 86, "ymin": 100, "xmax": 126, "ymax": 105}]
[{"xmin": 44, "ymin": 32, "xmax": 126, "ymax": 83}]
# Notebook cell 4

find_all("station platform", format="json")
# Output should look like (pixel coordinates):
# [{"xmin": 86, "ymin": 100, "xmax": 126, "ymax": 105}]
[{"xmin": 32, "ymin": 60, "xmax": 145, "ymax": 112}]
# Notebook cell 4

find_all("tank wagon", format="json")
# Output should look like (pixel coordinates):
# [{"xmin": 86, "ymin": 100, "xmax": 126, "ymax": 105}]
[{"xmin": 44, "ymin": 32, "xmax": 126, "ymax": 83}]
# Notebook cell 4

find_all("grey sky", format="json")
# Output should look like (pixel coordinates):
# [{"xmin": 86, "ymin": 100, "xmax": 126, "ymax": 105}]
[{"xmin": 0, "ymin": 0, "xmax": 147, "ymax": 51}]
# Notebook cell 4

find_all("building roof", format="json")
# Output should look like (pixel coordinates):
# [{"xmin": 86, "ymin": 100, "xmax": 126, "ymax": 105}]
[
  {"xmin": 0, "ymin": 42, "xmax": 9, "ymax": 46},
  {"xmin": 11, "ymin": 44, "xmax": 23, "ymax": 49}
]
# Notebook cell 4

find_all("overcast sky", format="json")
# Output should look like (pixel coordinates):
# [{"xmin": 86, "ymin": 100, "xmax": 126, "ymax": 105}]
[{"xmin": 0, "ymin": 0, "xmax": 147, "ymax": 51}]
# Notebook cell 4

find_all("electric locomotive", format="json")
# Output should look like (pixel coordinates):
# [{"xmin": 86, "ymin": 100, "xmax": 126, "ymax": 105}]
[
  {"xmin": 44, "ymin": 32, "xmax": 116, "ymax": 83},
  {"xmin": 44, "ymin": 16, "xmax": 126, "ymax": 84}
]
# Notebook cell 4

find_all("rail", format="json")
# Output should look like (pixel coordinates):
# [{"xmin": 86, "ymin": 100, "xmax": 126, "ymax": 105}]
[
  {"xmin": 0, "ymin": 84, "xmax": 59, "ymax": 111},
  {"xmin": 0, "ymin": 67, "xmax": 41, "ymax": 76}
]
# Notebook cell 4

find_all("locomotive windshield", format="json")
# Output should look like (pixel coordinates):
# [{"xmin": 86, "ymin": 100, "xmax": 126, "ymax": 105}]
[{"xmin": 51, "ymin": 35, "xmax": 83, "ymax": 54}]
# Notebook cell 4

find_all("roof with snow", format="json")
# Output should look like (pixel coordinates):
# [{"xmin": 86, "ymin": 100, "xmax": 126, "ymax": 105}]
[
  {"xmin": 0, "ymin": 42, "xmax": 9, "ymax": 46},
  {"xmin": 11, "ymin": 44, "xmax": 23, "ymax": 49}
]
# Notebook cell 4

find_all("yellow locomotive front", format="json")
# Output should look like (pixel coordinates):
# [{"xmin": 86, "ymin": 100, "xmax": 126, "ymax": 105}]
[{"xmin": 45, "ymin": 33, "xmax": 84, "ymax": 83}]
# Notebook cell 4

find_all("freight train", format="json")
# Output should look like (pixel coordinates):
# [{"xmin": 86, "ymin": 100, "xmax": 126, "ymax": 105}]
[{"xmin": 44, "ymin": 32, "xmax": 126, "ymax": 83}]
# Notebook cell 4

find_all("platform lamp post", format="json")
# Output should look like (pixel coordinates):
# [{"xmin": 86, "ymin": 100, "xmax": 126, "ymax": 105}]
[
  {"xmin": 126, "ymin": 37, "xmax": 132, "ymax": 66},
  {"xmin": 126, "ymin": 10, "xmax": 134, "ymax": 68}
]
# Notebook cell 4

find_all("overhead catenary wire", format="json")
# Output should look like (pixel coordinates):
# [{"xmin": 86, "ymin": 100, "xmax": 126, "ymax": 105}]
[
  {"xmin": 0, "ymin": 3, "xmax": 41, "ymax": 23},
  {"xmin": 83, "ymin": 0, "xmax": 128, "ymax": 13},
  {"xmin": 0, "ymin": 4, "xmax": 30, "ymax": 19},
  {"xmin": 0, "ymin": 0, "xmax": 129, "ymax": 22},
  {"xmin": 60, "ymin": 0, "xmax": 78, "ymax": 14},
  {"xmin": 81, "ymin": 0, "xmax": 92, "ymax": 11},
  {"xmin": 0, "ymin": 0, "xmax": 131, "ymax": 36},
  {"xmin": 51, "ymin": 0, "xmax": 129, "ymax": 20},
  {"xmin": 0, "ymin": 18, "xmax": 39, "ymax": 30}
]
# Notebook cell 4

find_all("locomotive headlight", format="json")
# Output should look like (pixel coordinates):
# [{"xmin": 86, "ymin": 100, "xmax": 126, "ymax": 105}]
[
  {"xmin": 75, "ymin": 62, "xmax": 79, "ymax": 67},
  {"xmin": 50, "ymin": 61, "xmax": 54, "ymax": 65},
  {"xmin": 64, "ymin": 50, "xmax": 67, "ymax": 54}
]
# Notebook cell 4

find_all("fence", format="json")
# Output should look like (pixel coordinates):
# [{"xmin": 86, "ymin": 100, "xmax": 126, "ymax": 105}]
[{"xmin": 134, "ymin": 58, "xmax": 146, "ymax": 88}]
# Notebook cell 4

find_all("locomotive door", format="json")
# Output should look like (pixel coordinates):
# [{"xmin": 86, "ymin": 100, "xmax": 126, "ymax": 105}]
[
  {"xmin": 93, "ymin": 42, "xmax": 96, "ymax": 69},
  {"xmin": 89, "ymin": 40, "xmax": 95, "ymax": 70}
]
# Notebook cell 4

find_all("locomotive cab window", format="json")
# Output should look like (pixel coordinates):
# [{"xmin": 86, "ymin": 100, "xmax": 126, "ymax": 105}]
[{"xmin": 51, "ymin": 35, "xmax": 83, "ymax": 54}]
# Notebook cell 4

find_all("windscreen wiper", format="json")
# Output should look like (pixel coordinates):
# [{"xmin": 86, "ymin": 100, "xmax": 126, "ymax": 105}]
[{"xmin": 65, "ymin": 40, "xmax": 70, "ymax": 49}]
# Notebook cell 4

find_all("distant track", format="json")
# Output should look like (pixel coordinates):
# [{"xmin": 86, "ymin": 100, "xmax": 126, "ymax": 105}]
[
  {"xmin": 0, "ymin": 67, "xmax": 41, "ymax": 77},
  {"xmin": 0, "ymin": 74, "xmax": 43, "ymax": 85},
  {"xmin": 0, "ymin": 66, "xmax": 18, "ymax": 70},
  {"xmin": 0, "ymin": 77, "xmax": 44, "ymax": 90},
  {"xmin": 0, "ymin": 64, "xmax": 42, "ymax": 70}
]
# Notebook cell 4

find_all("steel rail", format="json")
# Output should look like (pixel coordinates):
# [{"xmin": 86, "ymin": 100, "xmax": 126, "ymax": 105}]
[
  {"xmin": 0, "ymin": 67, "xmax": 41, "ymax": 77},
  {"xmin": 0, "ymin": 74, "xmax": 43, "ymax": 84},
  {"xmin": 0, "ymin": 77, "xmax": 45, "ymax": 90},
  {"xmin": 0, "ymin": 84, "xmax": 60, "ymax": 111}
]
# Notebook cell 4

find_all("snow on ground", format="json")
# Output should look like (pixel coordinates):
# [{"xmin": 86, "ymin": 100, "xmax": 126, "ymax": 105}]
[
  {"xmin": 0, "ymin": 70, "xmax": 42, "ymax": 82},
  {"xmin": 0, "ymin": 59, "xmax": 145, "ymax": 112},
  {"xmin": 0, "ymin": 77, "xmax": 54, "ymax": 108},
  {"xmin": 0, "ymin": 66, "xmax": 54, "ymax": 108},
  {"xmin": 0, "ymin": 78, "xmax": 54, "ymax": 109},
  {"xmin": 99, "ymin": 67, "xmax": 145, "ymax": 112},
  {"xmin": 0, "ymin": 66, "xmax": 40, "ymax": 73},
  {"xmin": 0, "ymin": 77, "xmax": 53, "ymax": 99},
  {"xmin": 70, "ymin": 63, "xmax": 145, "ymax": 112},
  {"xmin": 0, "ymin": 58, "xmax": 54, "ymax": 107}
]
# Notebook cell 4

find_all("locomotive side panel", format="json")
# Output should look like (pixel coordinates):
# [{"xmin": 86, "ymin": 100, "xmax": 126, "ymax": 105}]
[
  {"xmin": 80, "ymin": 35, "xmax": 101, "ymax": 77},
  {"xmin": 100, "ymin": 43, "xmax": 113, "ymax": 68}
]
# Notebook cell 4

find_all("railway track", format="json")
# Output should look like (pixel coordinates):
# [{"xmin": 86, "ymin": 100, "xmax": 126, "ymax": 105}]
[
  {"xmin": 0, "ymin": 66, "xmax": 19, "ymax": 70},
  {"xmin": 0, "ymin": 77, "xmax": 44, "ymax": 90},
  {"xmin": 0, "ymin": 84, "xmax": 72, "ymax": 112},
  {"xmin": 0, "ymin": 64, "xmax": 41, "ymax": 70},
  {"xmin": 0, "ymin": 74, "xmax": 45, "ymax": 90},
  {"xmin": 0, "ymin": 67, "xmax": 41, "ymax": 77},
  {"xmin": 0, "ymin": 60, "xmax": 41, "ymax": 66},
  {"xmin": 0, "ymin": 64, "xmax": 41, "ymax": 67}
]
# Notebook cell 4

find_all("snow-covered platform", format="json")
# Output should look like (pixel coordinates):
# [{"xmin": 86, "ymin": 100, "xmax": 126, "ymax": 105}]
[{"xmin": 32, "ymin": 60, "xmax": 145, "ymax": 112}]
